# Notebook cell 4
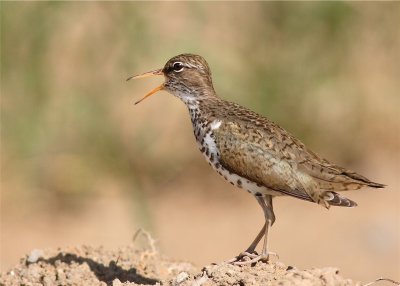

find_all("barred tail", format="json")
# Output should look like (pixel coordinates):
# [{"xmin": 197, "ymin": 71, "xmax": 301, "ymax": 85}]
[{"xmin": 324, "ymin": 191, "xmax": 358, "ymax": 207}]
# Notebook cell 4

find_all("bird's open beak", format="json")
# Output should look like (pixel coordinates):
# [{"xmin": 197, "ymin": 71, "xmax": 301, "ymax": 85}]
[{"xmin": 126, "ymin": 69, "xmax": 164, "ymax": 105}]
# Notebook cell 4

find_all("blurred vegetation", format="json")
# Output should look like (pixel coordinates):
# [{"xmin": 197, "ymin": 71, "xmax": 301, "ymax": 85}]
[{"xmin": 1, "ymin": 2, "xmax": 399, "ymax": 224}]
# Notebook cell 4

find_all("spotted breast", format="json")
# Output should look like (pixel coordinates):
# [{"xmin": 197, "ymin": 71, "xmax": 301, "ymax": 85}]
[{"xmin": 188, "ymin": 106, "xmax": 283, "ymax": 198}]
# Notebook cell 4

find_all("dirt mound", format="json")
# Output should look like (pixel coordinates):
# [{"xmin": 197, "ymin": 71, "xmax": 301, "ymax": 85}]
[{"xmin": 0, "ymin": 242, "xmax": 361, "ymax": 286}]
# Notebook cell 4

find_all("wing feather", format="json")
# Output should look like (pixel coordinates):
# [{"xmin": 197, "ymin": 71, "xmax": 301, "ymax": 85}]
[
  {"xmin": 203, "ymin": 100, "xmax": 384, "ymax": 205},
  {"xmin": 213, "ymin": 120, "xmax": 315, "ymax": 202}
]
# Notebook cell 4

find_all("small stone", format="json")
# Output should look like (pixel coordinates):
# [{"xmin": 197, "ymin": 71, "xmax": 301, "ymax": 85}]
[
  {"xmin": 43, "ymin": 276, "xmax": 54, "ymax": 286},
  {"xmin": 176, "ymin": 271, "xmax": 189, "ymax": 284},
  {"xmin": 275, "ymin": 261, "xmax": 286, "ymax": 269},
  {"xmin": 57, "ymin": 268, "xmax": 66, "ymax": 281},
  {"xmin": 27, "ymin": 249, "xmax": 44, "ymax": 263}
]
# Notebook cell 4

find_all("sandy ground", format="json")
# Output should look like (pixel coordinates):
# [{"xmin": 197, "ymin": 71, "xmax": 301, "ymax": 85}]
[{"xmin": 0, "ymin": 241, "xmax": 362, "ymax": 286}]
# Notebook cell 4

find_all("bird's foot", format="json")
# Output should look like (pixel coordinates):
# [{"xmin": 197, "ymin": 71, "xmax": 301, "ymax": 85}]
[
  {"xmin": 224, "ymin": 251, "xmax": 259, "ymax": 264},
  {"xmin": 226, "ymin": 251, "xmax": 279, "ymax": 266}
]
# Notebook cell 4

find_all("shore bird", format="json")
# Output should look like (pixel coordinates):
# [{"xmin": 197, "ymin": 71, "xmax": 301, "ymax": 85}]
[{"xmin": 128, "ymin": 54, "xmax": 385, "ymax": 264}]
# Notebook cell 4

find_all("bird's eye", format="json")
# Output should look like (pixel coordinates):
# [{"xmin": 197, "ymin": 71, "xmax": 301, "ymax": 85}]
[{"xmin": 172, "ymin": 62, "xmax": 184, "ymax": 72}]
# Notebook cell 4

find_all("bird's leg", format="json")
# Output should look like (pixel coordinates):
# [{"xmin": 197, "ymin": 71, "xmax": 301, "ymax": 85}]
[
  {"xmin": 233, "ymin": 195, "xmax": 278, "ymax": 265},
  {"xmin": 244, "ymin": 222, "xmax": 266, "ymax": 254},
  {"xmin": 238, "ymin": 198, "xmax": 269, "ymax": 258},
  {"xmin": 225, "ymin": 196, "xmax": 269, "ymax": 263},
  {"xmin": 260, "ymin": 195, "xmax": 277, "ymax": 259},
  {"xmin": 225, "ymin": 223, "xmax": 266, "ymax": 263}
]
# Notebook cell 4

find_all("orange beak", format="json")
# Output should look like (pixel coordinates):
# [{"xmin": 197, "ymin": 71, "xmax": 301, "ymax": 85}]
[{"xmin": 126, "ymin": 69, "xmax": 164, "ymax": 105}]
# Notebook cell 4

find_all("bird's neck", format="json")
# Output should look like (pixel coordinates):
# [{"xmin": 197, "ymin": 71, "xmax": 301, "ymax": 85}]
[
  {"xmin": 180, "ymin": 92, "xmax": 222, "ymax": 128},
  {"xmin": 176, "ymin": 87, "xmax": 219, "ymax": 111}
]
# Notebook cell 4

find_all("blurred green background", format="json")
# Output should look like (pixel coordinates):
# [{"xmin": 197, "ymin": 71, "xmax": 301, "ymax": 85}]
[{"xmin": 1, "ymin": 2, "xmax": 399, "ymax": 282}]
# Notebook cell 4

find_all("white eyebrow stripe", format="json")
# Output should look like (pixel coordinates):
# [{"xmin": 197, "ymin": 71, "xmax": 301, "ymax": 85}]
[{"xmin": 185, "ymin": 62, "xmax": 200, "ymax": 69}]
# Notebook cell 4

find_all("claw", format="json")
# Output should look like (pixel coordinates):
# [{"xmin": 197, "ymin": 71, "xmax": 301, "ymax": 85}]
[
  {"xmin": 225, "ymin": 251, "xmax": 279, "ymax": 266},
  {"xmin": 224, "ymin": 251, "xmax": 258, "ymax": 264}
]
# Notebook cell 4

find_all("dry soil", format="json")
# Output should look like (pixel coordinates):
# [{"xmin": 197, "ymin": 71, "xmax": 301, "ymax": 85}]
[{"xmin": 0, "ymin": 241, "xmax": 364, "ymax": 286}]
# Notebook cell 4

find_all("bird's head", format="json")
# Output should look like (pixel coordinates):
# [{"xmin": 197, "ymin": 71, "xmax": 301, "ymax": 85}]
[{"xmin": 128, "ymin": 54, "xmax": 215, "ymax": 105}]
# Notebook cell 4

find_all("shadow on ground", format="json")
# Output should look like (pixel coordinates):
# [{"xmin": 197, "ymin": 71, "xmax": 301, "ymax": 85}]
[
  {"xmin": 4, "ymin": 244, "xmax": 399, "ymax": 286},
  {"xmin": 34, "ymin": 253, "xmax": 159, "ymax": 286}
]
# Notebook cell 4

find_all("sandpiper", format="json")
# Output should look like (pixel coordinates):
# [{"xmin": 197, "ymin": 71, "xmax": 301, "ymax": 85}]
[{"xmin": 127, "ymin": 54, "xmax": 385, "ymax": 265}]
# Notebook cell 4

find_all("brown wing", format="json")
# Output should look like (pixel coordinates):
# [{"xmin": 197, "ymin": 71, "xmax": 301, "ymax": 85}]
[
  {"xmin": 208, "ymin": 100, "xmax": 384, "ymax": 203},
  {"xmin": 212, "ymin": 120, "xmax": 316, "ymax": 202},
  {"xmin": 296, "ymin": 152, "xmax": 385, "ymax": 189}
]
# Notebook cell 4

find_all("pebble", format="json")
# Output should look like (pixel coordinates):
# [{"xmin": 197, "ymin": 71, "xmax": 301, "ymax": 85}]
[
  {"xmin": 275, "ymin": 262, "xmax": 286, "ymax": 269},
  {"xmin": 175, "ymin": 271, "xmax": 189, "ymax": 284},
  {"xmin": 27, "ymin": 249, "xmax": 44, "ymax": 263}
]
